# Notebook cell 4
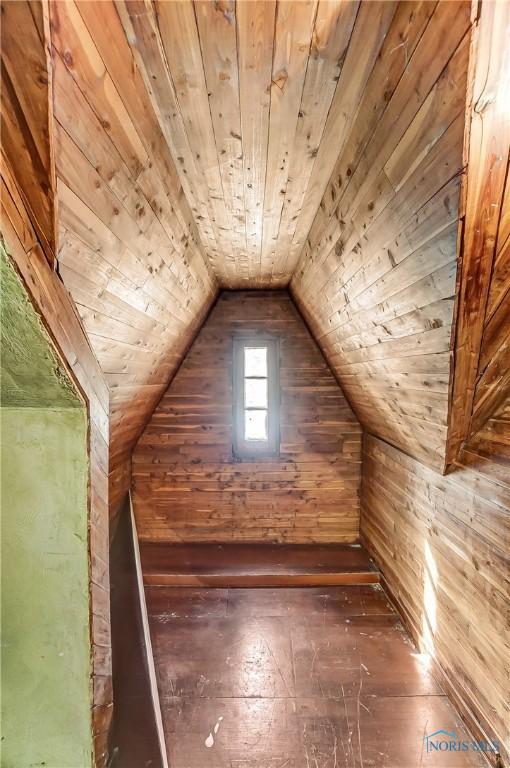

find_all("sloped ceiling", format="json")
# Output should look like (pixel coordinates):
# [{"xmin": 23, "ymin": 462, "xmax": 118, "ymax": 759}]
[
  {"xmin": 40, "ymin": 0, "xmax": 506, "ymax": 477},
  {"xmin": 291, "ymin": 1, "xmax": 472, "ymax": 470},
  {"xmin": 50, "ymin": 0, "xmax": 218, "ymax": 480}
]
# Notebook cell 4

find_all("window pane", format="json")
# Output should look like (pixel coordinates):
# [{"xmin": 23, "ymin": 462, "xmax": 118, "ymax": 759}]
[
  {"xmin": 245, "ymin": 410, "xmax": 268, "ymax": 441},
  {"xmin": 244, "ymin": 347, "xmax": 267, "ymax": 377},
  {"xmin": 245, "ymin": 378, "xmax": 267, "ymax": 408}
]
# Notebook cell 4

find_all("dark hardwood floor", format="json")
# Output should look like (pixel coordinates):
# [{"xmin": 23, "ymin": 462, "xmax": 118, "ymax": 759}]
[
  {"xmin": 141, "ymin": 543, "xmax": 379, "ymax": 587},
  {"xmin": 146, "ymin": 585, "xmax": 487, "ymax": 768}
]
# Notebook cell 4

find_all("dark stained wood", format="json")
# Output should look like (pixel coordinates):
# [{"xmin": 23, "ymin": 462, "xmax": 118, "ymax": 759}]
[
  {"xmin": 148, "ymin": 584, "xmax": 486, "ymax": 768},
  {"xmin": 141, "ymin": 542, "xmax": 379, "ymax": 587},
  {"xmin": 133, "ymin": 291, "xmax": 362, "ymax": 544},
  {"xmin": 290, "ymin": 2, "xmax": 472, "ymax": 471},
  {"xmin": 145, "ymin": 572, "xmax": 379, "ymax": 588},
  {"xmin": 361, "ymin": 433, "xmax": 509, "ymax": 767},
  {"xmin": 460, "ymin": 393, "xmax": 510, "ymax": 489},
  {"xmin": 447, "ymin": 0, "xmax": 510, "ymax": 466},
  {"xmin": 146, "ymin": 584, "xmax": 394, "ymax": 620},
  {"xmin": 109, "ymin": 502, "xmax": 163, "ymax": 768}
]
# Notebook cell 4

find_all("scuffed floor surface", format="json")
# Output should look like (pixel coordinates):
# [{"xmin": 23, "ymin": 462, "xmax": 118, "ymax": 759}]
[{"xmin": 146, "ymin": 586, "xmax": 486, "ymax": 768}]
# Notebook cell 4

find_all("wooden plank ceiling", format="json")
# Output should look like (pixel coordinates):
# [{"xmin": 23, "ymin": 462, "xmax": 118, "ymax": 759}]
[
  {"xmin": 116, "ymin": 0, "xmax": 385, "ymax": 288},
  {"xmin": 46, "ymin": 0, "xmax": 491, "ymax": 480}
]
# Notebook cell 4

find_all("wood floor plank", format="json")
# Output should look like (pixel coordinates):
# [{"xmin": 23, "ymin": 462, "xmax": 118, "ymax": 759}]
[{"xmin": 149, "ymin": 585, "xmax": 487, "ymax": 768}]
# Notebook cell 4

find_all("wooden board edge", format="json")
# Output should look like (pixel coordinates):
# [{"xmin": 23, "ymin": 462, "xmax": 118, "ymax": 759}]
[
  {"xmin": 129, "ymin": 493, "xmax": 169, "ymax": 768},
  {"xmin": 142, "ymin": 572, "xmax": 380, "ymax": 588}
]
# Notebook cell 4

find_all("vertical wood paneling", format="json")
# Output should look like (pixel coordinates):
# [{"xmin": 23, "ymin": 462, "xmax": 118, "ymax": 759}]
[
  {"xmin": 194, "ymin": 0, "xmax": 247, "ymax": 280},
  {"xmin": 116, "ymin": 1, "xmax": 409, "ymax": 287},
  {"xmin": 235, "ymin": 0, "xmax": 276, "ymax": 280},
  {"xmin": 260, "ymin": 0, "xmax": 317, "ymax": 280},
  {"xmin": 270, "ymin": 0, "xmax": 360, "ymax": 276},
  {"xmin": 284, "ymin": 0, "xmax": 399, "ymax": 273},
  {"xmin": 154, "ymin": 0, "xmax": 235, "ymax": 271},
  {"xmin": 133, "ymin": 292, "xmax": 362, "ymax": 544}
]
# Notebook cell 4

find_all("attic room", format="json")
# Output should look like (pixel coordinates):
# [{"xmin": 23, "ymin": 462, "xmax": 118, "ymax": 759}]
[{"xmin": 0, "ymin": 0, "xmax": 508, "ymax": 766}]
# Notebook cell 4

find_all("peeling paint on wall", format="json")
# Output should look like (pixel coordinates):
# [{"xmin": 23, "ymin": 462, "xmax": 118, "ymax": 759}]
[{"xmin": 1, "ymin": 246, "xmax": 81, "ymax": 408}]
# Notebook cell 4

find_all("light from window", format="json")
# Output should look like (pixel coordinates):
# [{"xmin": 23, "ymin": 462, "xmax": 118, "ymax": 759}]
[
  {"xmin": 233, "ymin": 338, "xmax": 279, "ymax": 457},
  {"xmin": 244, "ymin": 347, "xmax": 268, "ymax": 440}
]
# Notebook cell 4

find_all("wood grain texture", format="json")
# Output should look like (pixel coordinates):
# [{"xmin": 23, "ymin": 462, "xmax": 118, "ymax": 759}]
[
  {"xmin": 0, "ymin": 0, "xmax": 57, "ymax": 264},
  {"xmin": 361, "ymin": 434, "xmax": 509, "ymax": 766},
  {"xmin": 141, "ymin": 542, "xmax": 379, "ymax": 587},
  {"xmin": 133, "ymin": 291, "xmax": 362, "ymax": 543},
  {"xmin": 460, "ymin": 392, "xmax": 510, "ymax": 492},
  {"xmin": 290, "ymin": 1, "xmax": 472, "ymax": 471},
  {"xmin": 115, "ymin": 0, "xmax": 406, "ymax": 287},
  {"xmin": 108, "ymin": 500, "xmax": 163, "ymax": 768},
  {"xmin": 148, "ymin": 584, "xmax": 487, "ymax": 768},
  {"xmin": 447, "ymin": 0, "xmax": 510, "ymax": 467},
  {"xmin": 49, "ymin": 0, "xmax": 218, "ymax": 519},
  {"xmin": 1, "ymin": 149, "xmax": 112, "ymax": 767}
]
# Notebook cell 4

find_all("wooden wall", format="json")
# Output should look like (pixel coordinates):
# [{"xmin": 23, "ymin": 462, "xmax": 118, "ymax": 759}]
[
  {"xmin": 354, "ymin": 2, "xmax": 510, "ymax": 765},
  {"xmin": 133, "ymin": 291, "xmax": 362, "ymax": 543},
  {"xmin": 49, "ymin": 0, "xmax": 218, "ymax": 520},
  {"xmin": 291, "ymin": 1, "xmax": 472, "ymax": 471},
  {"xmin": 1, "ymin": 154, "xmax": 112, "ymax": 765},
  {"xmin": 460, "ymin": 394, "xmax": 510, "ymax": 490},
  {"xmin": 1, "ymin": 5, "xmax": 113, "ymax": 763},
  {"xmin": 447, "ymin": 0, "xmax": 510, "ymax": 465},
  {"xmin": 361, "ymin": 433, "xmax": 509, "ymax": 766}
]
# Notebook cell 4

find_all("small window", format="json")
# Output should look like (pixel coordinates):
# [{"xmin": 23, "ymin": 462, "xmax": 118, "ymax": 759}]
[{"xmin": 233, "ymin": 337, "xmax": 279, "ymax": 458}]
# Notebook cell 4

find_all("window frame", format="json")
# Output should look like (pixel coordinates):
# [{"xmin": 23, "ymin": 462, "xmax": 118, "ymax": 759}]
[{"xmin": 232, "ymin": 336, "xmax": 280, "ymax": 459}]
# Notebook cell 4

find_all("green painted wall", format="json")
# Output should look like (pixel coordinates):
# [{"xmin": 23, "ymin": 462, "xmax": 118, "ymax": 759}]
[
  {"xmin": 1, "ymin": 249, "xmax": 93, "ymax": 767},
  {"xmin": 1, "ymin": 249, "xmax": 80, "ymax": 408}
]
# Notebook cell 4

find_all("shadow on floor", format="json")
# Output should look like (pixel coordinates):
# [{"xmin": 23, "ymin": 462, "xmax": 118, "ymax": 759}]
[{"xmin": 109, "ymin": 502, "xmax": 163, "ymax": 768}]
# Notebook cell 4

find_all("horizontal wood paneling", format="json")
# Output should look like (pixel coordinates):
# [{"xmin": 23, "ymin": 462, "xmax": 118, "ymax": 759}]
[
  {"xmin": 361, "ymin": 434, "xmax": 509, "ymax": 765},
  {"xmin": 291, "ymin": 1, "xmax": 472, "ymax": 471},
  {"xmin": 133, "ymin": 292, "xmax": 362, "ymax": 543},
  {"xmin": 49, "ymin": 0, "xmax": 218, "ymax": 520}
]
